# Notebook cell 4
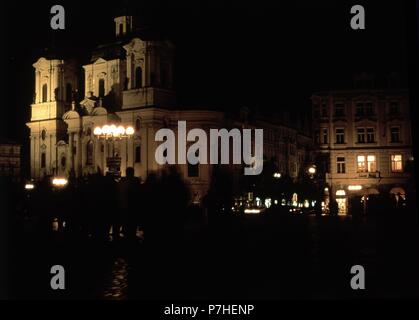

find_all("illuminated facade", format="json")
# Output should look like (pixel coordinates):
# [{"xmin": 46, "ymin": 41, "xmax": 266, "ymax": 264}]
[
  {"xmin": 26, "ymin": 15, "xmax": 312, "ymax": 203},
  {"xmin": 312, "ymin": 84, "xmax": 414, "ymax": 214}
]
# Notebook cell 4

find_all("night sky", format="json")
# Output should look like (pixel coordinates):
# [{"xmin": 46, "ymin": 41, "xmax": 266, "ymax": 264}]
[{"xmin": 0, "ymin": 0, "xmax": 412, "ymax": 145}]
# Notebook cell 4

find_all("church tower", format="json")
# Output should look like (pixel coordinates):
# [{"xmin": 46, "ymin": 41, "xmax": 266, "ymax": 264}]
[
  {"xmin": 27, "ymin": 57, "xmax": 78, "ymax": 179},
  {"xmin": 114, "ymin": 15, "xmax": 133, "ymax": 38}
]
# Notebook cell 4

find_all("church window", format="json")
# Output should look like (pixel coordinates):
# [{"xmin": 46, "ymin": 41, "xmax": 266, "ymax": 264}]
[
  {"xmin": 98, "ymin": 79, "xmax": 105, "ymax": 98},
  {"xmin": 135, "ymin": 66, "xmax": 143, "ymax": 89},
  {"xmin": 41, "ymin": 130, "xmax": 46, "ymax": 141},
  {"xmin": 42, "ymin": 84, "xmax": 48, "ymax": 102},
  {"xmin": 41, "ymin": 153, "xmax": 46, "ymax": 168},
  {"xmin": 135, "ymin": 145, "xmax": 141, "ymax": 163},
  {"xmin": 86, "ymin": 141, "xmax": 94, "ymax": 165}
]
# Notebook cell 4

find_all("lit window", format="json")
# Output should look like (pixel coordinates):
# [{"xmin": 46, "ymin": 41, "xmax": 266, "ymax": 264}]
[
  {"xmin": 391, "ymin": 154, "xmax": 403, "ymax": 172},
  {"xmin": 367, "ymin": 155, "xmax": 376, "ymax": 172},
  {"xmin": 337, "ymin": 157, "xmax": 346, "ymax": 174},
  {"xmin": 357, "ymin": 155, "xmax": 366, "ymax": 172}
]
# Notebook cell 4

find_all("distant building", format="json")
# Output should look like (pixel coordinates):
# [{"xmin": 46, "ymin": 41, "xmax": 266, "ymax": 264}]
[
  {"xmin": 311, "ymin": 81, "xmax": 414, "ymax": 214},
  {"xmin": 0, "ymin": 138, "xmax": 21, "ymax": 181},
  {"xmin": 26, "ymin": 14, "xmax": 312, "ymax": 203}
]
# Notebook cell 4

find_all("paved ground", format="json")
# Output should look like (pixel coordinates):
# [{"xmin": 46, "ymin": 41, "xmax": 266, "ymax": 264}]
[{"xmin": 6, "ymin": 208, "xmax": 419, "ymax": 299}]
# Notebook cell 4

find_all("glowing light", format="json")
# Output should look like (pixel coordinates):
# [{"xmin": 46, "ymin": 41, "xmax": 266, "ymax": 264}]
[
  {"xmin": 109, "ymin": 124, "xmax": 117, "ymax": 135},
  {"xmin": 244, "ymin": 208, "xmax": 261, "ymax": 214},
  {"xmin": 126, "ymin": 126, "xmax": 135, "ymax": 135},
  {"xmin": 274, "ymin": 200, "xmax": 278, "ymax": 205},
  {"xmin": 324, "ymin": 187, "xmax": 329, "ymax": 192},
  {"xmin": 273, "ymin": 172, "xmax": 281, "ymax": 178},
  {"xmin": 304, "ymin": 200, "xmax": 310, "ymax": 208},
  {"xmin": 102, "ymin": 125, "xmax": 111, "ymax": 135},
  {"xmin": 265, "ymin": 198, "xmax": 272, "ymax": 208},
  {"xmin": 336, "ymin": 189, "xmax": 346, "ymax": 196},
  {"xmin": 308, "ymin": 166, "xmax": 316, "ymax": 174},
  {"xmin": 25, "ymin": 183, "xmax": 35, "ymax": 190},
  {"xmin": 348, "ymin": 185, "xmax": 363, "ymax": 191},
  {"xmin": 93, "ymin": 127, "xmax": 102, "ymax": 136},
  {"xmin": 52, "ymin": 177, "xmax": 68, "ymax": 187}
]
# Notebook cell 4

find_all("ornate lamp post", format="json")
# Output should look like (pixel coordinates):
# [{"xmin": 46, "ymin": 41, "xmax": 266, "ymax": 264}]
[{"xmin": 93, "ymin": 124, "xmax": 134, "ymax": 177}]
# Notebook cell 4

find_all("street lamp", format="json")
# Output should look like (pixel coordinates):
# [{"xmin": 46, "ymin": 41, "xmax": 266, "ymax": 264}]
[
  {"xmin": 273, "ymin": 172, "xmax": 281, "ymax": 179},
  {"xmin": 52, "ymin": 177, "xmax": 68, "ymax": 187},
  {"xmin": 94, "ymin": 124, "xmax": 135, "ymax": 177},
  {"xmin": 308, "ymin": 166, "xmax": 316, "ymax": 175},
  {"xmin": 93, "ymin": 124, "xmax": 135, "ymax": 139}
]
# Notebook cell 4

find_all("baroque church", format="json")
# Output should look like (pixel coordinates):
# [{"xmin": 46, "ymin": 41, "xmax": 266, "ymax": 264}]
[{"xmin": 27, "ymin": 15, "xmax": 313, "ymax": 203}]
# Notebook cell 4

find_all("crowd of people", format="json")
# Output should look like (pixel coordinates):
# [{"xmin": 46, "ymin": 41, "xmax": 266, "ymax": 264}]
[{"xmin": 20, "ymin": 166, "xmax": 191, "ymax": 246}]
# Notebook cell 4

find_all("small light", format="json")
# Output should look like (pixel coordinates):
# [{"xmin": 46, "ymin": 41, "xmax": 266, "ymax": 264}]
[
  {"xmin": 102, "ymin": 125, "xmax": 111, "ymax": 135},
  {"xmin": 348, "ymin": 185, "xmax": 363, "ymax": 191},
  {"xmin": 109, "ymin": 124, "xmax": 117, "ymax": 135},
  {"xmin": 308, "ymin": 167, "xmax": 316, "ymax": 174},
  {"xmin": 93, "ymin": 127, "xmax": 102, "ymax": 136},
  {"xmin": 126, "ymin": 126, "xmax": 135, "ymax": 135},
  {"xmin": 25, "ymin": 183, "xmax": 35, "ymax": 190},
  {"xmin": 336, "ymin": 189, "xmax": 346, "ymax": 196},
  {"xmin": 324, "ymin": 187, "xmax": 329, "ymax": 192},
  {"xmin": 244, "ymin": 208, "xmax": 261, "ymax": 214},
  {"xmin": 52, "ymin": 177, "xmax": 68, "ymax": 187},
  {"xmin": 117, "ymin": 125, "xmax": 126, "ymax": 135}
]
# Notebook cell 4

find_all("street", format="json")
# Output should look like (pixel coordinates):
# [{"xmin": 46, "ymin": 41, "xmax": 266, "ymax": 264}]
[{"xmin": 7, "ymin": 207, "xmax": 419, "ymax": 300}]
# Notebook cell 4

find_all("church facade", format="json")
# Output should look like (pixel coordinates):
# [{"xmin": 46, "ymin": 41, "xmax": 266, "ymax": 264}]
[{"xmin": 27, "ymin": 15, "xmax": 313, "ymax": 203}]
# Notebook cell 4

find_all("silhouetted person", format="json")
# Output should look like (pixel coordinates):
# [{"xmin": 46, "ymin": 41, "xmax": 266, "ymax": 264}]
[
  {"xmin": 117, "ymin": 167, "xmax": 141, "ymax": 241},
  {"xmin": 329, "ymin": 199, "xmax": 339, "ymax": 216}
]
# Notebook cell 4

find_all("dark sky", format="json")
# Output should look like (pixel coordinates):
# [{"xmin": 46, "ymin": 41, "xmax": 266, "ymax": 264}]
[{"xmin": 0, "ymin": 0, "xmax": 412, "ymax": 144}]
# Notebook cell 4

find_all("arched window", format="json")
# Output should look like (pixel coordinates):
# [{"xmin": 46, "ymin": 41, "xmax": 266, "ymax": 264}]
[
  {"xmin": 61, "ymin": 156, "xmax": 66, "ymax": 168},
  {"xmin": 98, "ymin": 79, "xmax": 105, "ymax": 98},
  {"xmin": 41, "ymin": 153, "xmax": 46, "ymax": 168},
  {"xmin": 119, "ymin": 23, "xmax": 124, "ymax": 36},
  {"xmin": 135, "ymin": 145, "xmax": 141, "ymax": 163},
  {"xmin": 42, "ymin": 83, "xmax": 48, "ymax": 102},
  {"xmin": 66, "ymin": 83, "xmax": 72, "ymax": 103},
  {"xmin": 86, "ymin": 141, "xmax": 94, "ymax": 165},
  {"xmin": 135, "ymin": 66, "xmax": 142, "ymax": 89}
]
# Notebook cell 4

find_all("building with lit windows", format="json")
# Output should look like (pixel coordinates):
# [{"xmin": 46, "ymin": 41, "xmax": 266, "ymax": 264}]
[
  {"xmin": 26, "ymin": 15, "xmax": 312, "ymax": 203},
  {"xmin": 0, "ymin": 138, "xmax": 21, "ymax": 181},
  {"xmin": 311, "ymin": 80, "xmax": 414, "ymax": 214}
]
